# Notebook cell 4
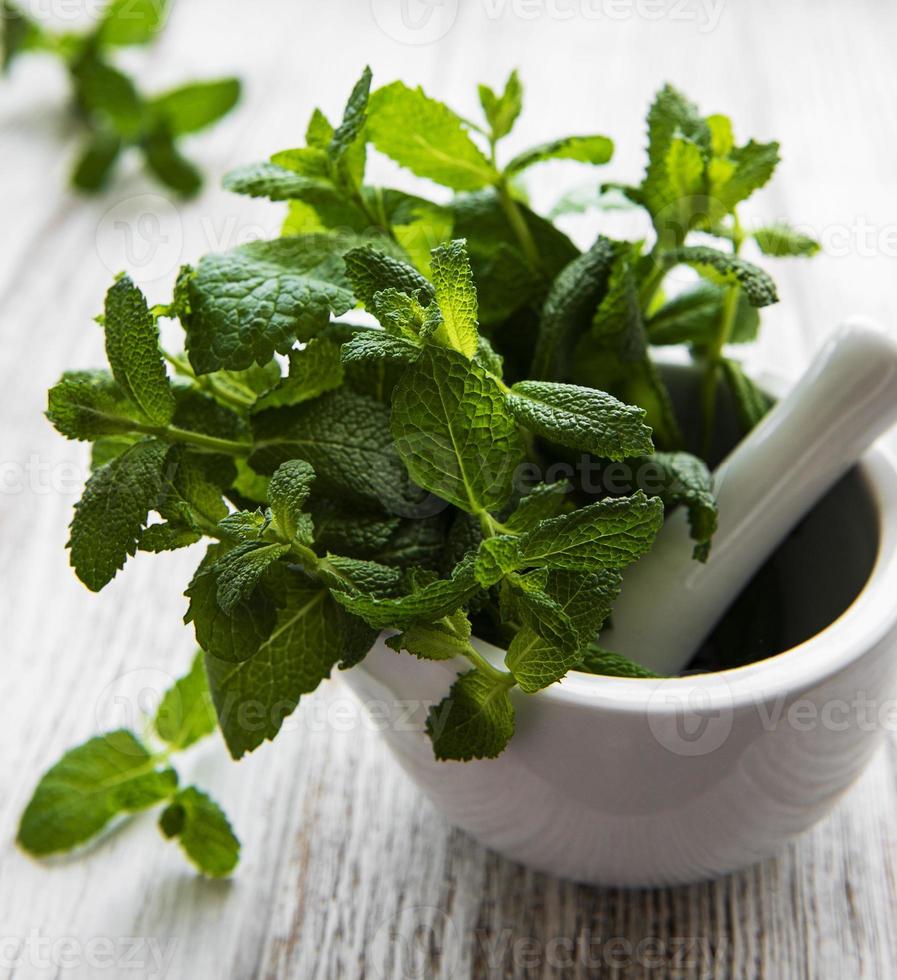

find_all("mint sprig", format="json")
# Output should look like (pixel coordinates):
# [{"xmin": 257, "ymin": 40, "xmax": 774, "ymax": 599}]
[
  {"xmin": 30, "ymin": 69, "xmax": 820, "ymax": 873},
  {"xmin": 1, "ymin": 0, "xmax": 240, "ymax": 195}
]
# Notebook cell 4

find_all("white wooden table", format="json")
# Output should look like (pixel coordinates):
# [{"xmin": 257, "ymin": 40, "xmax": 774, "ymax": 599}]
[{"xmin": 2, "ymin": 1, "xmax": 896, "ymax": 976}]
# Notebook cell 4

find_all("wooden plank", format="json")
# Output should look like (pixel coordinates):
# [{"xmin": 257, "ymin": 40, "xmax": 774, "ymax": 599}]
[{"xmin": 0, "ymin": 0, "xmax": 895, "ymax": 977}]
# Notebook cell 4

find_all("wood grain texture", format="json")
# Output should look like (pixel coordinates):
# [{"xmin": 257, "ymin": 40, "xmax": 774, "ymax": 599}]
[{"xmin": 1, "ymin": 0, "xmax": 896, "ymax": 977}]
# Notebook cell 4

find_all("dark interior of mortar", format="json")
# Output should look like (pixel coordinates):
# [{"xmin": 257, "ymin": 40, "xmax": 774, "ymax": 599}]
[{"xmin": 660, "ymin": 363, "xmax": 881, "ymax": 673}]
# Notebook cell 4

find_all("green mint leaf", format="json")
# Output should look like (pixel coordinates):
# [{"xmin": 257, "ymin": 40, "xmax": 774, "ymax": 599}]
[
  {"xmin": 184, "ymin": 236, "xmax": 356, "ymax": 373},
  {"xmin": 143, "ymin": 126, "xmax": 203, "ymax": 197},
  {"xmin": 668, "ymin": 246, "xmax": 778, "ymax": 307},
  {"xmin": 159, "ymin": 786, "xmax": 240, "ymax": 877},
  {"xmin": 753, "ymin": 223, "xmax": 820, "ymax": 258},
  {"xmin": 504, "ymin": 481, "xmax": 571, "ymax": 533},
  {"xmin": 631, "ymin": 451, "xmax": 717, "ymax": 561},
  {"xmin": 310, "ymin": 503, "xmax": 400, "ymax": 558},
  {"xmin": 204, "ymin": 582, "xmax": 347, "ymax": 758},
  {"xmin": 516, "ymin": 491, "xmax": 663, "ymax": 571},
  {"xmin": 218, "ymin": 510, "xmax": 267, "ymax": 541},
  {"xmin": 69, "ymin": 439, "xmax": 169, "ymax": 591},
  {"xmin": 508, "ymin": 579, "xmax": 580, "ymax": 654},
  {"xmin": 149, "ymin": 78, "xmax": 241, "ymax": 136},
  {"xmin": 2, "ymin": 0, "xmax": 48, "ymax": 71},
  {"xmin": 543, "ymin": 568, "xmax": 621, "ymax": 643},
  {"xmin": 214, "ymin": 542, "xmax": 290, "ymax": 614},
  {"xmin": 97, "ymin": 0, "xmax": 170, "ymax": 46},
  {"xmin": 340, "ymin": 330, "xmax": 420, "ymax": 369},
  {"xmin": 707, "ymin": 139, "xmax": 780, "ymax": 217},
  {"xmin": 646, "ymin": 281, "xmax": 759, "ymax": 347},
  {"xmin": 641, "ymin": 84, "xmax": 710, "ymax": 224},
  {"xmin": 306, "ymin": 106, "xmax": 334, "ymax": 147},
  {"xmin": 343, "ymin": 244, "xmax": 434, "ymax": 308},
  {"xmin": 154, "ymin": 651, "xmax": 217, "ymax": 750},
  {"xmin": 387, "ymin": 619, "xmax": 471, "ymax": 661},
  {"xmin": 425, "ymin": 669, "xmax": 515, "ymax": 761},
  {"xmin": 370, "ymin": 288, "xmax": 428, "ymax": 340},
  {"xmin": 590, "ymin": 243, "xmax": 648, "ymax": 358},
  {"xmin": 104, "ymin": 275, "xmax": 174, "ymax": 425},
  {"xmin": 478, "ymin": 69, "xmax": 523, "ymax": 141},
  {"xmin": 156, "ymin": 447, "xmax": 230, "ymax": 533},
  {"xmin": 331, "ymin": 556, "xmax": 478, "ymax": 630},
  {"xmin": 250, "ymin": 388, "xmax": 418, "ymax": 513},
  {"xmin": 531, "ymin": 237, "xmax": 616, "ymax": 378},
  {"xmin": 72, "ymin": 58, "xmax": 144, "ymax": 139},
  {"xmin": 428, "ymin": 239, "xmax": 479, "ymax": 359},
  {"xmin": 578, "ymin": 645, "xmax": 660, "ymax": 678},
  {"xmin": 71, "ymin": 128, "xmax": 122, "ymax": 192},
  {"xmin": 47, "ymin": 370, "xmax": 136, "ymax": 441},
  {"xmin": 721, "ymin": 357, "xmax": 773, "ymax": 431},
  {"xmin": 185, "ymin": 545, "xmax": 278, "ymax": 664},
  {"xmin": 268, "ymin": 459, "xmax": 315, "ymax": 543},
  {"xmin": 367, "ymin": 80, "xmax": 497, "ymax": 191},
  {"xmin": 475, "ymin": 535, "xmax": 522, "ymax": 587},
  {"xmin": 17, "ymin": 731, "xmax": 177, "ymax": 857},
  {"xmin": 322, "ymin": 556, "xmax": 404, "ymax": 596},
  {"xmin": 505, "ymin": 134, "xmax": 614, "ymax": 175},
  {"xmin": 329, "ymin": 65, "xmax": 371, "ymax": 163},
  {"xmin": 504, "ymin": 627, "xmax": 575, "ymax": 693},
  {"xmin": 138, "ymin": 522, "xmax": 200, "ymax": 553},
  {"xmin": 252, "ymin": 338, "xmax": 344, "ymax": 412},
  {"xmin": 391, "ymin": 346, "xmax": 524, "ymax": 514},
  {"xmin": 507, "ymin": 380, "xmax": 653, "ymax": 460},
  {"xmin": 223, "ymin": 162, "xmax": 317, "ymax": 201}
]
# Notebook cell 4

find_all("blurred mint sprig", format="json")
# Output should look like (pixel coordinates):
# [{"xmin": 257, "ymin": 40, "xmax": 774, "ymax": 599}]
[{"xmin": 1, "ymin": 0, "xmax": 240, "ymax": 196}]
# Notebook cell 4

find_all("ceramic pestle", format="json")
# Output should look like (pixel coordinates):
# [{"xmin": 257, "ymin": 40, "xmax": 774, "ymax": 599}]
[{"xmin": 602, "ymin": 322, "xmax": 897, "ymax": 676}]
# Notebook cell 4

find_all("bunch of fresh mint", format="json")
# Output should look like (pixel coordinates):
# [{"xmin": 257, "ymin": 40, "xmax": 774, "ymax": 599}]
[
  {"xmin": 1, "ymin": 0, "xmax": 240, "ymax": 195},
  {"xmin": 19, "ymin": 69, "xmax": 817, "ymax": 876}
]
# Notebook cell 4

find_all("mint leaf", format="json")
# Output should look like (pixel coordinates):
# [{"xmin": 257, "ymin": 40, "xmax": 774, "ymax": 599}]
[
  {"xmin": 474, "ymin": 535, "xmax": 522, "ymax": 588},
  {"xmin": 478, "ymin": 70, "xmax": 523, "ymax": 141},
  {"xmin": 159, "ymin": 786, "xmax": 240, "ymax": 877},
  {"xmin": 633, "ymin": 451, "xmax": 717, "ymax": 561},
  {"xmin": 223, "ymin": 162, "xmax": 316, "ymax": 201},
  {"xmin": 184, "ymin": 237, "xmax": 356, "ymax": 373},
  {"xmin": 753, "ymin": 223, "xmax": 820, "ymax": 258},
  {"xmin": 18, "ymin": 731, "xmax": 177, "ymax": 856},
  {"xmin": 97, "ymin": 0, "xmax": 170, "ymax": 46},
  {"xmin": 721, "ymin": 357, "xmax": 772, "ymax": 430},
  {"xmin": 214, "ymin": 542, "xmax": 290, "ymax": 614},
  {"xmin": 428, "ymin": 240, "xmax": 479, "ymax": 359},
  {"xmin": 507, "ymin": 380, "xmax": 653, "ymax": 459},
  {"xmin": 47, "ymin": 370, "xmax": 136, "ymax": 441},
  {"xmin": 646, "ymin": 281, "xmax": 759, "ymax": 347},
  {"xmin": 150, "ymin": 78, "xmax": 241, "ymax": 136},
  {"xmin": 104, "ymin": 275, "xmax": 174, "ymax": 425},
  {"xmin": 641, "ymin": 84, "xmax": 710, "ymax": 226},
  {"xmin": 205, "ymin": 581, "xmax": 348, "ymax": 758},
  {"xmin": 669, "ymin": 246, "xmax": 778, "ymax": 307},
  {"xmin": 506, "ymin": 134, "xmax": 613, "ymax": 175},
  {"xmin": 186, "ymin": 546, "xmax": 278, "ymax": 664},
  {"xmin": 391, "ymin": 346, "xmax": 523, "ymax": 514},
  {"xmin": 268, "ymin": 459, "xmax": 315, "ymax": 542},
  {"xmin": 71, "ymin": 128, "xmax": 122, "ymax": 191},
  {"xmin": 69, "ymin": 439, "xmax": 169, "ymax": 591},
  {"xmin": 387, "ymin": 618, "xmax": 471, "ymax": 661},
  {"xmin": 578, "ymin": 645, "xmax": 659, "ymax": 678},
  {"xmin": 143, "ymin": 125, "xmax": 203, "ymax": 197},
  {"xmin": 367, "ymin": 81, "xmax": 498, "ymax": 191},
  {"xmin": 340, "ymin": 330, "xmax": 419, "ymax": 368},
  {"xmin": 329, "ymin": 65, "xmax": 371, "ymax": 165},
  {"xmin": 2, "ymin": 0, "xmax": 48, "ymax": 71},
  {"xmin": 504, "ymin": 481, "xmax": 571, "ymax": 533},
  {"xmin": 426, "ymin": 669, "xmax": 515, "ymax": 761},
  {"xmin": 154, "ymin": 651, "xmax": 217, "ymax": 750},
  {"xmin": 72, "ymin": 58, "xmax": 144, "ymax": 139},
  {"xmin": 707, "ymin": 139, "xmax": 779, "ymax": 217},
  {"xmin": 331, "ymin": 557, "xmax": 478, "ymax": 630},
  {"xmin": 343, "ymin": 244, "xmax": 434, "ymax": 308},
  {"xmin": 252, "ymin": 338, "xmax": 344, "ymax": 412},
  {"xmin": 531, "ymin": 237, "xmax": 617, "ymax": 378},
  {"xmin": 516, "ymin": 491, "xmax": 663, "ymax": 571},
  {"xmin": 250, "ymin": 388, "xmax": 417, "ymax": 512},
  {"xmin": 311, "ymin": 504, "xmax": 399, "ymax": 558}
]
